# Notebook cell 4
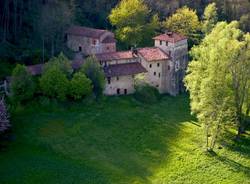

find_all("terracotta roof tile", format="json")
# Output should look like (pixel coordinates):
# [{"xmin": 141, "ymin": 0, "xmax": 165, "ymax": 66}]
[
  {"xmin": 138, "ymin": 47, "xmax": 169, "ymax": 62},
  {"xmin": 96, "ymin": 51, "xmax": 137, "ymax": 61},
  {"xmin": 66, "ymin": 26, "xmax": 109, "ymax": 39},
  {"xmin": 104, "ymin": 62, "xmax": 147, "ymax": 77},
  {"xmin": 153, "ymin": 32, "xmax": 187, "ymax": 43}
]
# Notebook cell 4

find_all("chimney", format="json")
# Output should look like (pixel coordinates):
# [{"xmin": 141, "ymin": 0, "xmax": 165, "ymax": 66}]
[
  {"xmin": 165, "ymin": 30, "xmax": 173, "ymax": 36},
  {"xmin": 131, "ymin": 46, "xmax": 138, "ymax": 56}
]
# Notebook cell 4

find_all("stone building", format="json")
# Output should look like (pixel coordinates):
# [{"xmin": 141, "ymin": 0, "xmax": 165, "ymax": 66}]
[
  {"xmin": 95, "ymin": 51, "xmax": 147, "ymax": 95},
  {"xmin": 66, "ymin": 26, "xmax": 116, "ymax": 56},
  {"xmin": 94, "ymin": 31, "xmax": 188, "ymax": 96}
]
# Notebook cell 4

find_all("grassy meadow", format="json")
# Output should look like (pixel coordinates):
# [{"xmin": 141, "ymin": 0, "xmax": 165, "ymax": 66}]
[{"xmin": 0, "ymin": 95, "xmax": 249, "ymax": 184}]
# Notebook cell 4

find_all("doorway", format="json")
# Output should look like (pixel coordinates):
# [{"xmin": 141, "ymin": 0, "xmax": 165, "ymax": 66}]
[
  {"xmin": 124, "ymin": 89, "xmax": 127, "ymax": 95},
  {"xmin": 117, "ymin": 88, "xmax": 120, "ymax": 95}
]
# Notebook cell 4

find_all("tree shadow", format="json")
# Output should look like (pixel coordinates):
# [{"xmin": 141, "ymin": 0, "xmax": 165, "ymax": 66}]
[{"xmin": 214, "ymin": 154, "xmax": 250, "ymax": 178}]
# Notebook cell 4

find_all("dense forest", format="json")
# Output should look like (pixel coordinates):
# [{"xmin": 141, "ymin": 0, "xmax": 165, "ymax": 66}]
[{"xmin": 0, "ymin": 0, "xmax": 250, "ymax": 65}]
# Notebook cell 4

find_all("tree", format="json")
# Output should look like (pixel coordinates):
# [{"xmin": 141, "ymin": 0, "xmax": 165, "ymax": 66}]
[
  {"xmin": 239, "ymin": 14, "xmax": 250, "ymax": 32},
  {"xmin": 0, "ymin": 97, "xmax": 10, "ymax": 133},
  {"xmin": 70, "ymin": 72, "xmax": 93, "ymax": 100},
  {"xmin": 185, "ymin": 21, "xmax": 250, "ymax": 151},
  {"xmin": 164, "ymin": 6, "xmax": 200, "ymax": 44},
  {"xmin": 109, "ymin": 0, "xmax": 159, "ymax": 48},
  {"xmin": 44, "ymin": 52, "xmax": 73, "ymax": 77},
  {"xmin": 40, "ymin": 64, "xmax": 70, "ymax": 101},
  {"xmin": 10, "ymin": 64, "xmax": 35, "ymax": 103},
  {"xmin": 202, "ymin": 3, "xmax": 218, "ymax": 35},
  {"xmin": 81, "ymin": 56, "xmax": 105, "ymax": 97}
]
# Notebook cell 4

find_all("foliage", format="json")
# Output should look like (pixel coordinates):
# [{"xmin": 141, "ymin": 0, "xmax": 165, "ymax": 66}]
[
  {"xmin": 164, "ymin": 6, "xmax": 200, "ymax": 44},
  {"xmin": 202, "ymin": 3, "xmax": 218, "ymax": 35},
  {"xmin": 70, "ymin": 72, "xmax": 93, "ymax": 100},
  {"xmin": 40, "ymin": 64, "xmax": 70, "ymax": 101},
  {"xmin": 10, "ymin": 64, "xmax": 36, "ymax": 103},
  {"xmin": 185, "ymin": 21, "xmax": 250, "ymax": 151},
  {"xmin": 0, "ymin": 95, "xmax": 249, "ymax": 183},
  {"xmin": 239, "ymin": 13, "xmax": 250, "ymax": 32},
  {"xmin": 81, "ymin": 56, "xmax": 105, "ymax": 97},
  {"xmin": 44, "ymin": 52, "xmax": 73, "ymax": 77},
  {"xmin": 109, "ymin": 0, "xmax": 159, "ymax": 48},
  {"xmin": 0, "ymin": 97, "xmax": 10, "ymax": 133},
  {"xmin": 134, "ymin": 84, "xmax": 159, "ymax": 103}
]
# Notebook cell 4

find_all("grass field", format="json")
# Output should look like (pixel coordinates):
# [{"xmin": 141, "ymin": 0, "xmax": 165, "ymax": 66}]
[{"xmin": 0, "ymin": 95, "xmax": 249, "ymax": 184}]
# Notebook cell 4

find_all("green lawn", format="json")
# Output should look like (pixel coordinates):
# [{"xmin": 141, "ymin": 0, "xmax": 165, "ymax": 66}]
[{"xmin": 0, "ymin": 95, "xmax": 249, "ymax": 184}]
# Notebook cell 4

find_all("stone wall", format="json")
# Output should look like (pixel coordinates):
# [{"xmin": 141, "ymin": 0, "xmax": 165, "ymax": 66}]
[
  {"xmin": 66, "ymin": 34, "xmax": 116, "ymax": 56},
  {"xmin": 104, "ymin": 75, "xmax": 135, "ymax": 95}
]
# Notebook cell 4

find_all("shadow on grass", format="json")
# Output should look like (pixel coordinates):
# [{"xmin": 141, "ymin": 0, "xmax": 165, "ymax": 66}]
[
  {"xmin": 5, "ymin": 94, "xmax": 194, "ymax": 184},
  {"xmin": 215, "ymin": 154, "xmax": 250, "ymax": 178}
]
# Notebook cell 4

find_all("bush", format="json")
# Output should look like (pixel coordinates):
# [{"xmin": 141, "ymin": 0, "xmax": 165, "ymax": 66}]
[
  {"xmin": 70, "ymin": 72, "xmax": 93, "ymax": 100},
  {"xmin": 44, "ymin": 52, "xmax": 73, "ymax": 77},
  {"xmin": 134, "ymin": 84, "xmax": 160, "ymax": 104},
  {"xmin": 0, "ymin": 97, "xmax": 10, "ymax": 133},
  {"xmin": 40, "ymin": 65, "xmax": 70, "ymax": 101},
  {"xmin": 10, "ymin": 64, "xmax": 36, "ymax": 103},
  {"xmin": 81, "ymin": 56, "xmax": 105, "ymax": 97}
]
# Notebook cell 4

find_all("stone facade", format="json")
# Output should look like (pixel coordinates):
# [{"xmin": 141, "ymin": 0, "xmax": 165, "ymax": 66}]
[
  {"xmin": 66, "ymin": 26, "xmax": 189, "ymax": 96},
  {"xmin": 66, "ymin": 26, "xmax": 116, "ymax": 56}
]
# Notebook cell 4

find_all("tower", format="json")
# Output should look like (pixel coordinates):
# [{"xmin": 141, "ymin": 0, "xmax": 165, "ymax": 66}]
[{"xmin": 153, "ymin": 32, "xmax": 188, "ymax": 95}]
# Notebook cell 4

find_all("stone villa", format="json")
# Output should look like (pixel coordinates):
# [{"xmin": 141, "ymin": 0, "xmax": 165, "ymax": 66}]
[
  {"xmin": 66, "ymin": 26, "xmax": 188, "ymax": 96},
  {"xmin": 26, "ymin": 26, "xmax": 188, "ymax": 96}
]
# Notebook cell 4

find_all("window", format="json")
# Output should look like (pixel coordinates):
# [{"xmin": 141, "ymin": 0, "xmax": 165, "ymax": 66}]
[
  {"xmin": 156, "ymin": 85, "xmax": 159, "ymax": 88},
  {"xmin": 166, "ymin": 41, "xmax": 168, "ymax": 46},
  {"xmin": 159, "ymin": 73, "xmax": 161, "ymax": 78},
  {"xmin": 160, "ymin": 40, "xmax": 162, "ymax": 45},
  {"xmin": 154, "ymin": 72, "xmax": 156, "ymax": 76},
  {"xmin": 92, "ymin": 39, "xmax": 96, "ymax": 45},
  {"xmin": 168, "ymin": 65, "xmax": 171, "ymax": 70},
  {"xmin": 124, "ymin": 89, "xmax": 127, "ymax": 95},
  {"xmin": 117, "ymin": 88, "xmax": 120, "ymax": 95},
  {"xmin": 107, "ymin": 77, "xmax": 111, "ymax": 84},
  {"xmin": 149, "ymin": 64, "xmax": 152, "ymax": 68},
  {"xmin": 116, "ymin": 76, "xmax": 119, "ymax": 81},
  {"xmin": 79, "ymin": 46, "xmax": 82, "ymax": 52},
  {"xmin": 100, "ymin": 61, "xmax": 103, "ymax": 66},
  {"xmin": 157, "ymin": 63, "xmax": 160, "ymax": 67}
]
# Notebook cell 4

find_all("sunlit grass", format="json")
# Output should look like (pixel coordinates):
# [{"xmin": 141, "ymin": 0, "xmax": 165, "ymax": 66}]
[{"xmin": 0, "ymin": 95, "xmax": 249, "ymax": 184}]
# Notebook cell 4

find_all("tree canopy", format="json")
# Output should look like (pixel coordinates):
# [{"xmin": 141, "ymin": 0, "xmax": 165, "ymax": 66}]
[
  {"xmin": 109, "ymin": 0, "xmax": 159, "ymax": 48},
  {"xmin": 164, "ymin": 6, "xmax": 200, "ymax": 44},
  {"xmin": 185, "ymin": 21, "xmax": 250, "ymax": 150}
]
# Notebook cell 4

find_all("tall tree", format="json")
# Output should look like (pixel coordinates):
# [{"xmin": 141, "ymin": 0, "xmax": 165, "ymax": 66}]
[
  {"xmin": 164, "ymin": 6, "xmax": 201, "ymax": 45},
  {"xmin": 185, "ymin": 21, "xmax": 250, "ymax": 151},
  {"xmin": 202, "ymin": 3, "xmax": 218, "ymax": 35},
  {"xmin": 109, "ymin": 0, "xmax": 159, "ymax": 48},
  {"xmin": 81, "ymin": 56, "xmax": 105, "ymax": 97}
]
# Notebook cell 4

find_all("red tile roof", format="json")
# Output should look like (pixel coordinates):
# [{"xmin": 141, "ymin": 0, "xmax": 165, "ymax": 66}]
[
  {"xmin": 104, "ymin": 62, "xmax": 147, "ymax": 77},
  {"xmin": 101, "ymin": 36, "xmax": 116, "ymax": 43},
  {"xmin": 96, "ymin": 51, "xmax": 137, "ymax": 61},
  {"xmin": 153, "ymin": 32, "xmax": 187, "ymax": 43},
  {"xmin": 138, "ymin": 47, "xmax": 169, "ymax": 62},
  {"xmin": 66, "ymin": 26, "xmax": 110, "ymax": 39}
]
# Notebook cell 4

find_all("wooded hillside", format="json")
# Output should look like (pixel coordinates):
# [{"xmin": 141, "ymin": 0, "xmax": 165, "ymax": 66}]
[{"xmin": 0, "ymin": 0, "xmax": 250, "ymax": 64}]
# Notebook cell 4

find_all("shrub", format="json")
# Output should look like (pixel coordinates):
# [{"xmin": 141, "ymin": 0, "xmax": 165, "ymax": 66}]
[
  {"xmin": 10, "ymin": 64, "xmax": 36, "ymax": 103},
  {"xmin": 0, "ymin": 97, "xmax": 10, "ymax": 133},
  {"xmin": 134, "ymin": 84, "xmax": 160, "ymax": 104},
  {"xmin": 70, "ymin": 72, "xmax": 93, "ymax": 100},
  {"xmin": 81, "ymin": 56, "xmax": 105, "ymax": 97},
  {"xmin": 44, "ymin": 52, "xmax": 73, "ymax": 77},
  {"xmin": 40, "ymin": 65, "xmax": 70, "ymax": 101}
]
